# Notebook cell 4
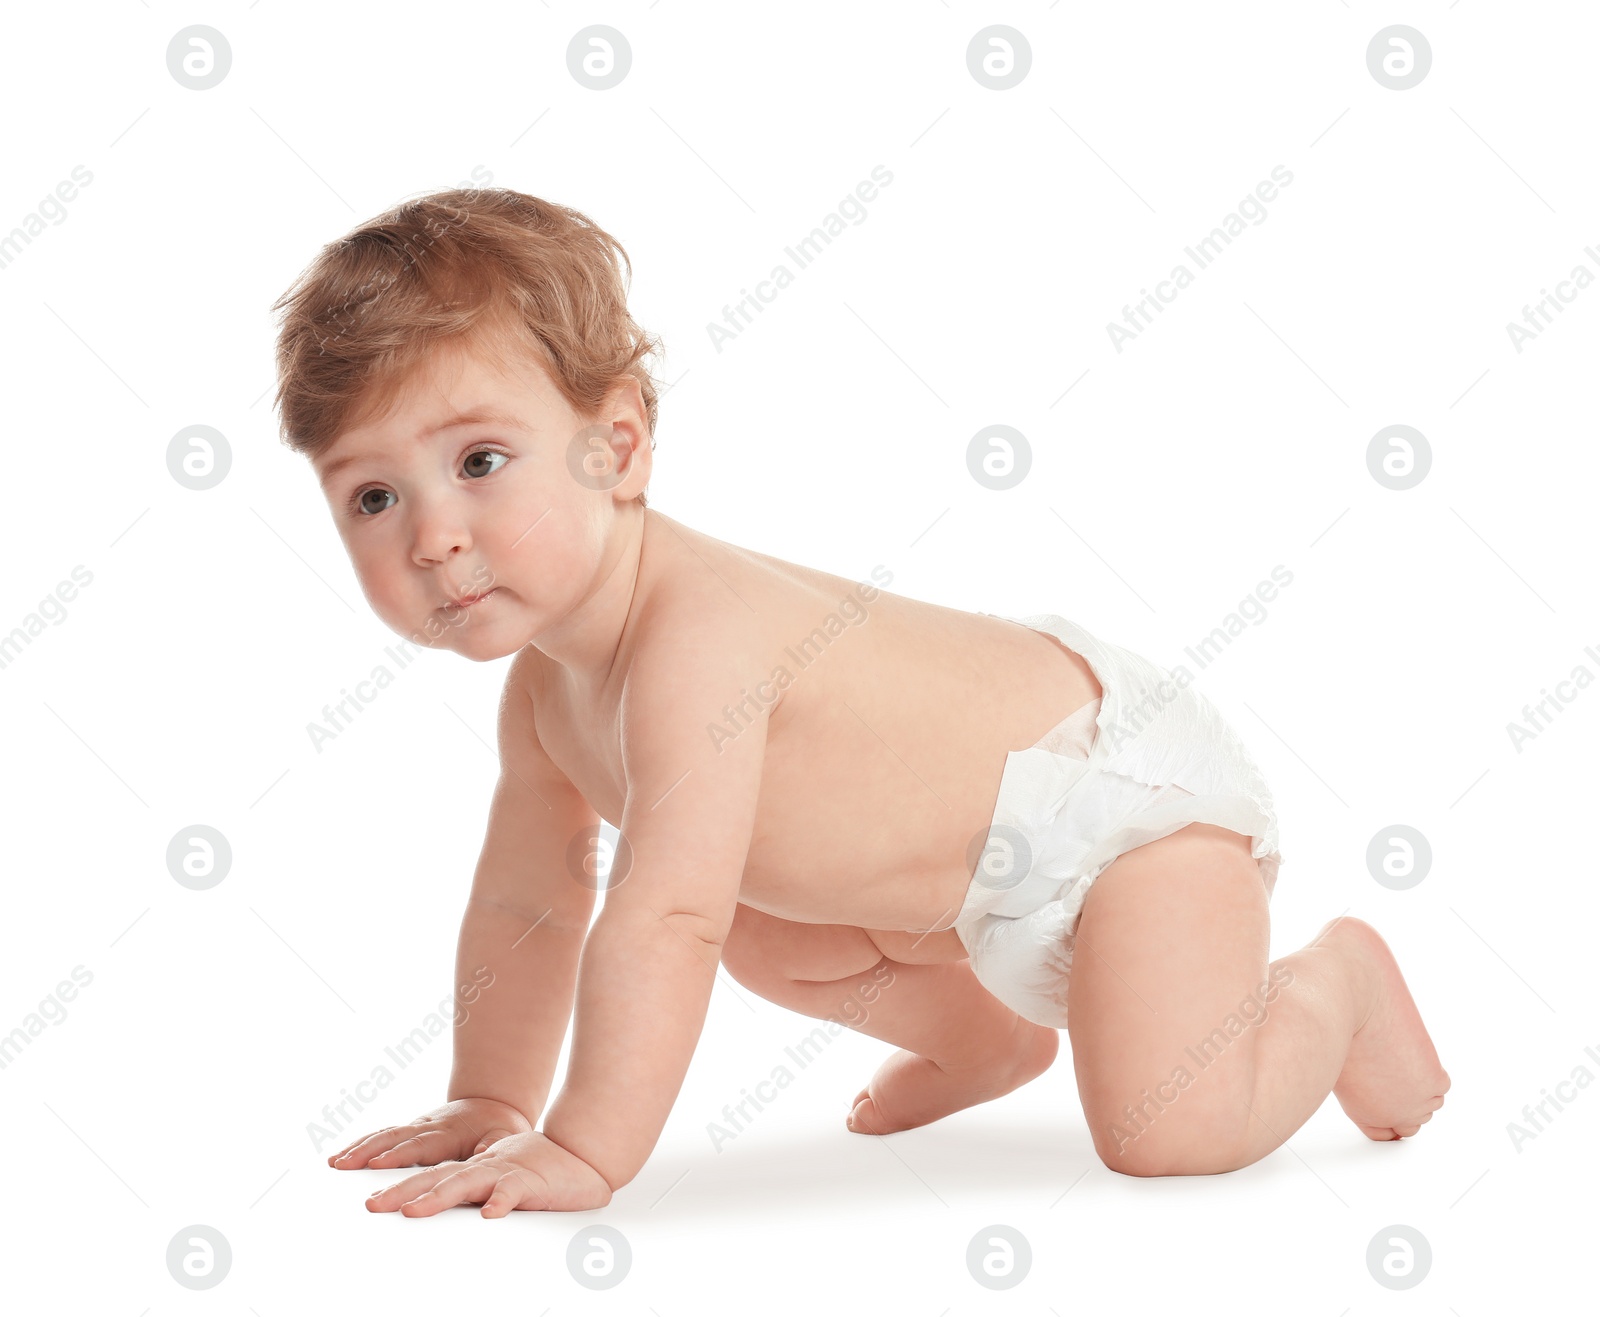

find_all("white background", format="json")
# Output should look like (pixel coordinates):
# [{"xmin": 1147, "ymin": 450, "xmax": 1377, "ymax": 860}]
[{"xmin": 1, "ymin": 1, "xmax": 1594, "ymax": 1312}]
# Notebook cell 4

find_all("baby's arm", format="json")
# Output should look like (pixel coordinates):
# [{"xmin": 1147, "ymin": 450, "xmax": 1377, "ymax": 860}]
[
  {"xmin": 364, "ymin": 624, "xmax": 769, "ymax": 1213},
  {"xmin": 540, "ymin": 642, "xmax": 768, "ymax": 1188},
  {"xmin": 331, "ymin": 650, "xmax": 599, "ymax": 1171}
]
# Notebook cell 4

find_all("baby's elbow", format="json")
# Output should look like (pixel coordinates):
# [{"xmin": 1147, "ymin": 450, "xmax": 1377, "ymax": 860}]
[{"xmin": 654, "ymin": 906, "xmax": 731, "ymax": 953}]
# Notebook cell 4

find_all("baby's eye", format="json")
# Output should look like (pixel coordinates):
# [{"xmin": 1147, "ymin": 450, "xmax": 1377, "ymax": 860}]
[
  {"xmin": 347, "ymin": 449, "xmax": 508, "ymax": 517},
  {"xmin": 351, "ymin": 488, "xmax": 395, "ymax": 516},
  {"xmin": 464, "ymin": 449, "xmax": 510, "ymax": 479}
]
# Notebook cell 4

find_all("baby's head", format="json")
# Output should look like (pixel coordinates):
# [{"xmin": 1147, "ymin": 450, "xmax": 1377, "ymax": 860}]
[{"xmin": 271, "ymin": 187, "xmax": 663, "ymax": 661}]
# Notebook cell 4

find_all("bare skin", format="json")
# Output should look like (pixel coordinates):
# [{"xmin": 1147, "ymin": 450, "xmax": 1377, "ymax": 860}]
[
  {"xmin": 526, "ymin": 511, "xmax": 1104, "ymax": 941},
  {"xmin": 1064, "ymin": 823, "xmax": 1449, "ymax": 1175},
  {"xmin": 310, "ymin": 337, "xmax": 1447, "ymax": 1213}
]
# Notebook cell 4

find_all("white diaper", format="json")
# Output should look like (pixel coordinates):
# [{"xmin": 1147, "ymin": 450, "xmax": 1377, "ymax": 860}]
[{"xmin": 952, "ymin": 613, "xmax": 1284, "ymax": 1029}]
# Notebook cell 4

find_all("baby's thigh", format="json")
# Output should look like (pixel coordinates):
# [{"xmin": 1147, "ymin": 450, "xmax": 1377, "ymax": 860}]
[
  {"xmin": 1065, "ymin": 823, "xmax": 1271, "ymax": 1165},
  {"xmin": 721, "ymin": 902, "xmax": 885, "ymax": 993}
]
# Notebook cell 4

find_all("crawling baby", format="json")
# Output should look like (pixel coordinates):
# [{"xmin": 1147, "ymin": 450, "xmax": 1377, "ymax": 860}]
[{"xmin": 271, "ymin": 187, "xmax": 1449, "ymax": 1217}]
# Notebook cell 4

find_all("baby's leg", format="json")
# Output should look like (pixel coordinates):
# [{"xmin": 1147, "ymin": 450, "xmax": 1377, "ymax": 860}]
[
  {"xmin": 720, "ymin": 904, "xmax": 1058, "ymax": 1134},
  {"xmin": 1067, "ymin": 822, "xmax": 1450, "ymax": 1176}
]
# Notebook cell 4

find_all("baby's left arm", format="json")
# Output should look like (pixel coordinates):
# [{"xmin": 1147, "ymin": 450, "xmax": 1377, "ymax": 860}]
[{"xmin": 368, "ymin": 621, "xmax": 770, "ymax": 1215}]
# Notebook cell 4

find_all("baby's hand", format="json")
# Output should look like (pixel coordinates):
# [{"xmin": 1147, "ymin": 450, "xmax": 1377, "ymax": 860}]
[
  {"xmin": 364, "ymin": 1130, "xmax": 614, "ymax": 1217},
  {"xmin": 328, "ymin": 1097, "xmax": 533, "ymax": 1171}
]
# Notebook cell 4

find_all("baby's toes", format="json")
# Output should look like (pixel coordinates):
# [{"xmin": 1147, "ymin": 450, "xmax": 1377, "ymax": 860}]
[
  {"xmin": 844, "ymin": 1086, "xmax": 878, "ymax": 1132},
  {"xmin": 846, "ymin": 1094, "xmax": 888, "ymax": 1135}
]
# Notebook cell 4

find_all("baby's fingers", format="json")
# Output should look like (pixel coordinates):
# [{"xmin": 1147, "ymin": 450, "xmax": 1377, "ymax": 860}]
[
  {"xmin": 480, "ymin": 1172, "xmax": 539, "ymax": 1218},
  {"xmin": 365, "ymin": 1163, "xmax": 462, "ymax": 1214},
  {"xmin": 394, "ymin": 1165, "xmax": 500, "ymax": 1218},
  {"xmin": 364, "ymin": 1127, "xmax": 462, "ymax": 1170},
  {"xmin": 329, "ymin": 1125, "xmax": 409, "ymax": 1169}
]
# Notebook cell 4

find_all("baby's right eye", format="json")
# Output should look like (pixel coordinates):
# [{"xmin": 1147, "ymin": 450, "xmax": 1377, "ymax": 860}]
[{"xmin": 350, "ymin": 488, "xmax": 396, "ymax": 516}]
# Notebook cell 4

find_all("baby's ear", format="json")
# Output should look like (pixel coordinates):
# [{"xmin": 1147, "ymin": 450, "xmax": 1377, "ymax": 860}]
[
  {"xmin": 618, "ymin": 423, "xmax": 653, "ymax": 496},
  {"xmin": 605, "ymin": 377, "xmax": 650, "ymax": 442},
  {"xmin": 597, "ymin": 392, "xmax": 652, "ymax": 499}
]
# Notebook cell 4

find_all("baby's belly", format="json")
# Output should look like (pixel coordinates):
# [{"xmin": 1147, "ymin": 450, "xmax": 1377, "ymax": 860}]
[{"xmin": 735, "ymin": 742, "xmax": 1010, "ymax": 936}]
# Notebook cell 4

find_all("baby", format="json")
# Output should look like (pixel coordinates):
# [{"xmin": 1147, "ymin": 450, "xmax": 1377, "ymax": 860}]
[{"xmin": 272, "ymin": 188, "xmax": 1449, "ymax": 1218}]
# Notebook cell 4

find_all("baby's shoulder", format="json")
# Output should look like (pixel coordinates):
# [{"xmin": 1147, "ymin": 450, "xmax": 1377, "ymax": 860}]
[{"xmin": 626, "ymin": 577, "xmax": 768, "ymax": 686}]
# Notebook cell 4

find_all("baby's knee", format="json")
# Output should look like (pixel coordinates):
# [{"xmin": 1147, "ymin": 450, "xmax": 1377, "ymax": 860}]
[
  {"xmin": 1079, "ymin": 1057, "xmax": 1256, "ymax": 1177},
  {"xmin": 1095, "ymin": 1125, "xmax": 1249, "ymax": 1177}
]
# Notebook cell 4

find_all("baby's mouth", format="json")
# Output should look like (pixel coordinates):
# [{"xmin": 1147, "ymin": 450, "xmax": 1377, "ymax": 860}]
[{"xmin": 442, "ymin": 588, "xmax": 499, "ymax": 610}]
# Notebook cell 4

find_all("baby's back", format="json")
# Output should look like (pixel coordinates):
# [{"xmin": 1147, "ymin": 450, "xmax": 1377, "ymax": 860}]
[{"xmin": 530, "ymin": 512, "xmax": 1102, "ymax": 940}]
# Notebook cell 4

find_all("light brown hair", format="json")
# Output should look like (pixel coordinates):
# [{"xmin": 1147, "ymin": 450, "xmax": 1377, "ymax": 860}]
[{"xmin": 270, "ymin": 187, "xmax": 663, "ymax": 505}]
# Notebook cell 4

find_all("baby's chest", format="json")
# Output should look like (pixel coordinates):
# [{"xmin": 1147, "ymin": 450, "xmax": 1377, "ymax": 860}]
[
  {"xmin": 546, "ymin": 690, "xmax": 993, "ymax": 841},
  {"xmin": 540, "ymin": 684, "xmax": 1001, "ymax": 923}
]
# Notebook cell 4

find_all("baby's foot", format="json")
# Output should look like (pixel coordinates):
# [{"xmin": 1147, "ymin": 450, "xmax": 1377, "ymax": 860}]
[
  {"xmin": 846, "ymin": 1016, "xmax": 1058, "ymax": 1136},
  {"xmin": 1319, "ymin": 916, "xmax": 1451, "ymax": 1141}
]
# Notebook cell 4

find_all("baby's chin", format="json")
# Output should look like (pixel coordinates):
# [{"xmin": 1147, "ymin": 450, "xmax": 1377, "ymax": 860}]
[
  {"xmin": 422, "ymin": 622, "xmax": 524, "ymax": 663},
  {"xmin": 375, "ymin": 616, "xmax": 501, "ymax": 661}
]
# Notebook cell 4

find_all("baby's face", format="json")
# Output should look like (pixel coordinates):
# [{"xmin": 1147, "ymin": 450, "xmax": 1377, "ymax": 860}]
[{"xmin": 312, "ymin": 338, "xmax": 644, "ymax": 661}]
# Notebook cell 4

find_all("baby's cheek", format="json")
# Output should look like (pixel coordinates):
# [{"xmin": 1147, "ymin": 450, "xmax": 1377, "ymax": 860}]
[{"xmin": 360, "ymin": 576, "xmax": 404, "ymax": 623}]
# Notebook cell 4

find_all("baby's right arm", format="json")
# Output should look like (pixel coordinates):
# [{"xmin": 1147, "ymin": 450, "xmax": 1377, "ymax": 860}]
[{"xmin": 330, "ymin": 650, "xmax": 599, "ymax": 1171}]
